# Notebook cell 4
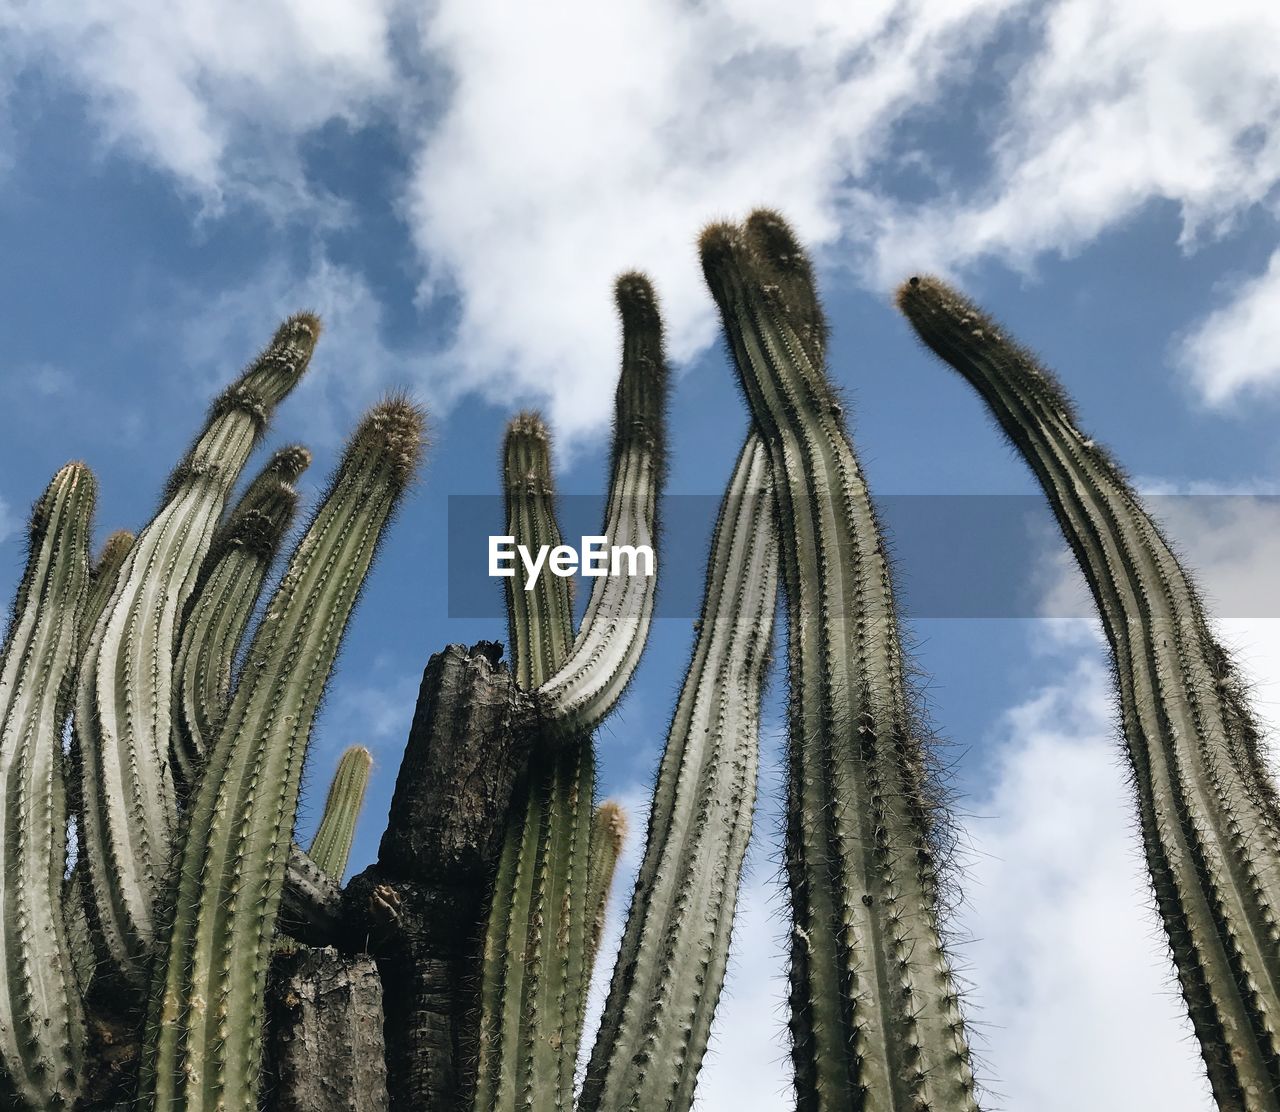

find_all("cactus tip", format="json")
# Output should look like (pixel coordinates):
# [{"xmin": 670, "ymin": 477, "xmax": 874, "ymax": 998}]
[
  {"xmin": 744, "ymin": 208, "xmax": 806, "ymax": 271},
  {"xmin": 269, "ymin": 444, "xmax": 313, "ymax": 485},
  {"xmin": 614, "ymin": 271, "xmax": 661, "ymax": 329},
  {"xmin": 276, "ymin": 311, "xmax": 323, "ymax": 352},
  {"xmin": 697, "ymin": 222, "xmax": 741, "ymax": 273},
  {"xmin": 356, "ymin": 394, "xmax": 427, "ymax": 486},
  {"xmin": 596, "ymin": 799, "xmax": 628, "ymax": 845}
]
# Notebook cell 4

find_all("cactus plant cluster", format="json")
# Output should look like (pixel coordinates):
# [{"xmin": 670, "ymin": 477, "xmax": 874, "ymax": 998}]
[{"xmin": 0, "ymin": 206, "xmax": 1276, "ymax": 1112}]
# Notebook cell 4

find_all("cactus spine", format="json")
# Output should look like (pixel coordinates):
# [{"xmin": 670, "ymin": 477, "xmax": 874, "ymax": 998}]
[
  {"xmin": 898, "ymin": 275, "xmax": 1280, "ymax": 1112},
  {"xmin": 141, "ymin": 397, "xmax": 423, "ymax": 1111},
  {"xmin": 473, "ymin": 410, "xmax": 595, "ymax": 1112},
  {"xmin": 581, "ymin": 431, "xmax": 778, "ymax": 1112},
  {"xmin": 0, "ymin": 464, "xmax": 95, "ymax": 1110},
  {"xmin": 701, "ymin": 212, "xmax": 977, "ymax": 1111},
  {"xmin": 85, "ymin": 529, "xmax": 133, "ymax": 633},
  {"xmin": 535, "ymin": 274, "xmax": 666, "ymax": 737},
  {"xmin": 75, "ymin": 315, "xmax": 319, "ymax": 992},
  {"xmin": 309, "ymin": 745, "xmax": 374, "ymax": 880},
  {"xmin": 171, "ymin": 445, "xmax": 310, "ymax": 789}
]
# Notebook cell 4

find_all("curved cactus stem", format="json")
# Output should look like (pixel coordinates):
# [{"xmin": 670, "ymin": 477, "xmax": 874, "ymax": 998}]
[
  {"xmin": 170, "ymin": 445, "xmax": 309, "ymax": 790},
  {"xmin": 141, "ymin": 397, "xmax": 423, "ymax": 1112},
  {"xmin": 84, "ymin": 529, "xmax": 133, "ymax": 634},
  {"xmin": 535, "ymin": 274, "xmax": 667, "ymax": 737},
  {"xmin": 473, "ymin": 412, "xmax": 595, "ymax": 1112},
  {"xmin": 898, "ymin": 274, "xmax": 1280, "ymax": 1111},
  {"xmin": 308, "ymin": 744, "xmax": 373, "ymax": 881},
  {"xmin": 0, "ymin": 463, "xmax": 95, "ymax": 1110},
  {"xmin": 583, "ymin": 799, "xmax": 627, "ymax": 1000},
  {"xmin": 75, "ymin": 315, "xmax": 319, "ymax": 993},
  {"xmin": 701, "ymin": 213, "xmax": 978, "ymax": 1112},
  {"xmin": 581, "ymin": 432, "xmax": 777, "ymax": 1112}
]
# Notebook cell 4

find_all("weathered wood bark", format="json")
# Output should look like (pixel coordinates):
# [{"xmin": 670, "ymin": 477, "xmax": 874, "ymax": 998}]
[
  {"xmin": 265, "ymin": 946, "xmax": 388, "ymax": 1112},
  {"xmin": 344, "ymin": 642, "xmax": 531, "ymax": 1112}
]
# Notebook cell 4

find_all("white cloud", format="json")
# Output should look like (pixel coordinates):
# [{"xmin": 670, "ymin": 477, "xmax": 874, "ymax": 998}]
[
  {"xmin": 0, "ymin": 495, "xmax": 15, "ymax": 546},
  {"xmin": 1178, "ymin": 248, "xmax": 1280, "ymax": 406},
  {"xmin": 0, "ymin": 0, "xmax": 399, "ymax": 210}
]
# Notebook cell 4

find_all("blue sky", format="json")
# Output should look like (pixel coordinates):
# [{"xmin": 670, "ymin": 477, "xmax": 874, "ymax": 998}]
[{"xmin": 2, "ymin": 1, "xmax": 1279, "ymax": 1107}]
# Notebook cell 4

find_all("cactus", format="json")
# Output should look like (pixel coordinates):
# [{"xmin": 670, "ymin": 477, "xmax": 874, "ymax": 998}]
[
  {"xmin": 85, "ymin": 529, "xmax": 133, "ymax": 633},
  {"xmin": 472, "ymin": 412, "xmax": 596, "ymax": 1112},
  {"xmin": 0, "ymin": 464, "xmax": 95, "ymax": 1109},
  {"xmin": 898, "ymin": 275, "xmax": 1280, "ymax": 1112},
  {"xmin": 142, "ymin": 398, "xmax": 423, "ymax": 1111},
  {"xmin": 75, "ymin": 315, "xmax": 320, "ymax": 993},
  {"xmin": 581, "ymin": 431, "xmax": 778, "ymax": 1112},
  {"xmin": 583, "ymin": 800, "xmax": 627, "ymax": 994},
  {"xmin": 701, "ymin": 212, "xmax": 978, "ymax": 1111},
  {"xmin": 309, "ymin": 745, "xmax": 374, "ymax": 880},
  {"xmin": 170, "ymin": 445, "xmax": 310, "ymax": 789}
]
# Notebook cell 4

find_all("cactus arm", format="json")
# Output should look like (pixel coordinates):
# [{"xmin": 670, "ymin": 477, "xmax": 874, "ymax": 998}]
[
  {"xmin": 535, "ymin": 274, "xmax": 667, "ymax": 736},
  {"xmin": 141, "ymin": 398, "xmax": 423, "ymax": 1112},
  {"xmin": 580, "ymin": 432, "xmax": 778, "ymax": 1112},
  {"xmin": 84, "ymin": 529, "xmax": 134, "ymax": 634},
  {"xmin": 308, "ymin": 745, "xmax": 373, "ymax": 880},
  {"xmin": 473, "ymin": 413, "xmax": 594, "ymax": 1111},
  {"xmin": 0, "ymin": 463, "xmax": 95, "ymax": 1109},
  {"xmin": 75, "ymin": 315, "xmax": 318, "ymax": 992},
  {"xmin": 582, "ymin": 799, "xmax": 626, "ymax": 1000},
  {"xmin": 701, "ymin": 214, "xmax": 978, "ymax": 1112},
  {"xmin": 171, "ymin": 446, "xmax": 308, "ymax": 789},
  {"xmin": 898, "ymin": 275, "xmax": 1280, "ymax": 1110}
]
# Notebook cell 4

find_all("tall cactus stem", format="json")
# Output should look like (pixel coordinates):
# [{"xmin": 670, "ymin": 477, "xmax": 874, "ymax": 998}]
[
  {"xmin": 308, "ymin": 745, "xmax": 373, "ymax": 881},
  {"xmin": 140, "ymin": 397, "xmax": 423, "ymax": 1112},
  {"xmin": 535, "ymin": 274, "xmax": 667, "ymax": 736},
  {"xmin": 581, "ymin": 432, "xmax": 778, "ymax": 1112},
  {"xmin": 898, "ymin": 274, "xmax": 1280, "ymax": 1111},
  {"xmin": 700, "ymin": 213, "xmax": 978, "ymax": 1112},
  {"xmin": 583, "ymin": 800, "xmax": 627, "ymax": 995},
  {"xmin": 75, "ymin": 315, "xmax": 319, "ymax": 992},
  {"xmin": 472, "ymin": 412, "xmax": 595, "ymax": 1111},
  {"xmin": 84, "ymin": 529, "xmax": 133, "ymax": 634},
  {"xmin": 170, "ymin": 445, "xmax": 310, "ymax": 789},
  {"xmin": 0, "ymin": 463, "xmax": 95, "ymax": 1110}
]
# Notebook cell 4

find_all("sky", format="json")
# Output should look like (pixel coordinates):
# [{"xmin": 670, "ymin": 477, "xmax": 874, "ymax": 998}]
[{"xmin": 0, "ymin": 0, "xmax": 1278, "ymax": 1107}]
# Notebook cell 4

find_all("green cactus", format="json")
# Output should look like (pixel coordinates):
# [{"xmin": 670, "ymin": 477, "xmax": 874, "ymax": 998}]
[
  {"xmin": 583, "ymin": 800, "xmax": 626, "ymax": 996},
  {"xmin": 581, "ymin": 431, "xmax": 778, "ymax": 1112},
  {"xmin": 0, "ymin": 464, "xmax": 95, "ymax": 1110},
  {"xmin": 309, "ymin": 745, "xmax": 374, "ymax": 880},
  {"xmin": 473, "ymin": 411, "xmax": 596, "ymax": 1112},
  {"xmin": 75, "ymin": 315, "xmax": 320, "ymax": 993},
  {"xmin": 897, "ymin": 274, "xmax": 1280, "ymax": 1112},
  {"xmin": 701, "ymin": 212, "xmax": 978, "ymax": 1111},
  {"xmin": 170, "ymin": 445, "xmax": 310, "ymax": 790},
  {"xmin": 142, "ymin": 397, "xmax": 424, "ymax": 1112}
]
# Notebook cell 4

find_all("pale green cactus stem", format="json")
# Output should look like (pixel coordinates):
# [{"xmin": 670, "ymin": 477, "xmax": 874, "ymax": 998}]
[
  {"xmin": 308, "ymin": 744, "xmax": 374, "ymax": 880},
  {"xmin": 701, "ymin": 213, "xmax": 978, "ymax": 1112},
  {"xmin": 473, "ymin": 411, "xmax": 595, "ymax": 1112},
  {"xmin": 75, "ymin": 314, "xmax": 319, "ymax": 993},
  {"xmin": 581, "ymin": 432, "xmax": 778, "ymax": 1112},
  {"xmin": 0, "ymin": 463, "xmax": 95, "ymax": 1110},
  {"xmin": 84, "ymin": 529, "xmax": 133, "ymax": 634},
  {"xmin": 898, "ymin": 275, "xmax": 1280, "ymax": 1112},
  {"xmin": 583, "ymin": 799, "xmax": 627, "ymax": 991},
  {"xmin": 141, "ymin": 397, "xmax": 424, "ymax": 1112},
  {"xmin": 535, "ymin": 273, "xmax": 667, "ymax": 736},
  {"xmin": 170, "ymin": 445, "xmax": 310, "ymax": 789}
]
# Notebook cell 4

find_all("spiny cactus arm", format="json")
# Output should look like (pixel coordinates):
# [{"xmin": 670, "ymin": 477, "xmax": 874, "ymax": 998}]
[
  {"xmin": 535, "ymin": 273, "xmax": 667, "ymax": 736},
  {"xmin": 701, "ymin": 213, "xmax": 978, "ymax": 1112},
  {"xmin": 84, "ymin": 529, "xmax": 133, "ymax": 633},
  {"xmin": 141, "ymin": 398, "xmax": 423, "ymax": 1112},
  {"xmin": 279, "ymin": 843, "xmax": 343, "ymax": 945},
  {"xmin": 583, "ymin": 799, "xmax": 627, "ymax": 994},
  {"xmin": 75, "ymin": 314, "xmax": 319, "ymax": 992},
  {"xmin": 308, "ymin": 745, "xmax": 373, "ymax": 880},
  {"xmin": 898, "ymin": 275, "xmax": 1280, "ymax": 1111},
  {"xmin": 0, "ymin": 463, "xmax": 95, "ymax": 1110},
  {"xmin": 171, "ymin": 446, "xmax": 308, "ymax": 789},
  {"xmin": 473, "ymin": 412, "xmax": 594, "ymax": 1112},
  {"xmin": 581, "ymin": 432, "xmax": 777, "ymax": 1112}
]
